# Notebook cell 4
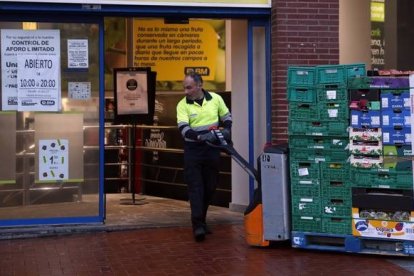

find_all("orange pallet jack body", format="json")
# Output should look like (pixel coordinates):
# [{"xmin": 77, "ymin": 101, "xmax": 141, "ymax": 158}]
[{"xmin": 208, "ymin": 129, "xmax": 271, "ymax": 247}]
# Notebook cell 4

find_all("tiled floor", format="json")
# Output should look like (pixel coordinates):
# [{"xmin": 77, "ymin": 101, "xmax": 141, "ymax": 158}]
[
  {"xmin": 0, "ymin": 194, "xmax": 413, "ymax": 275},
  {"xmin": 0, "ymin": 224, "xmax": 413, "ymax": 275}
]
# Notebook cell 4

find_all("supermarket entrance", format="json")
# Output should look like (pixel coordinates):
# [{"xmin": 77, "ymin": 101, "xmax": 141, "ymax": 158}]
[{"xmin": 103, "ymin": 17, "xmax": 270, "ymax": 213}]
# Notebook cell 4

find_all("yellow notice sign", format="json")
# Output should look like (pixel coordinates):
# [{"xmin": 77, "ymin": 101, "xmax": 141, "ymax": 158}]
[
  {"xmin": 133, "ymin": 19, "xmax": 218, "ymax": 81},
  {"xmin": 371, "ymin": 1, "xmax": 385, "ymax": 22}
]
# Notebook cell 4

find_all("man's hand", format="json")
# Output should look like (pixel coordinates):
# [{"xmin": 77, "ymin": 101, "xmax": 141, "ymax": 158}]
[
  {"xmin": 198, "ymin": 132, "xmax": 216, "ymax": 143},
  {"xmin": 221, "ymin": 128, "xmax": 231, "ymax": 142}
]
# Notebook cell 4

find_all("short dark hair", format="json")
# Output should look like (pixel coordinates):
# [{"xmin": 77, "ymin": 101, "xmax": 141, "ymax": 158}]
[{"xmin": 186, "ymin": 72, "xmax": 203, "ymax": 85}]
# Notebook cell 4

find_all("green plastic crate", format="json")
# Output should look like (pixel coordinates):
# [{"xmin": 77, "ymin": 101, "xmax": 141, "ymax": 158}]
[
  {"xmin": 291, "ymin": 195, "xmax": 321, "ymax": 216},
  {"xmin": 289, "ymin": 135, "xmax": 349, "ymax": 151},
  {"xmin": 321, "ymin": 180, "xmax": 351, "ymax": 198},
  {"xmin": 288, "ymin": 120, "xmax": 349, "ymax": 136},
  {"xmin": 316, "ymin": 65, "xmax": 347, "ymax": 85},
  {"xmin": 290, "ymin": 148, "xmax": 349, "ymax": 163},
  {"xmin": 322, "ymin": 197, "xmax": 352, "ymax": 217},
  {"xmin": 290, "ymin": 179, "xmax": 321, "ymax": 197},
  {"xmin": 317, "ymin": 86, "xmax": 348, "ymax": 102},
  {"xmin": 320, "ymin": 161, "xmax": 350, "ymax": 181},
  {"xmin": 287, "ymin": 66, "xmax": 316, "ymax": 87},
  {"xmin": 349, "ymin": 167, "xmax": 413, "ymax": 189},
  {"xmin": 347, "ymin": 76, "xmax": 371, "ymax": 89},
  {"xmin": 290, "ymin": 160, "xmax": 320, "ymax": 179},
  {"xmin": 321, "ymin": 217, "xmax": 352, "ymax": 235},
  {"xmin": 292, "ymin": 215, "xmax": 322, "ymax": 232},
  {"xmin": 287, "ymin": 86, "xmax": 316, "ymax": 103},
  {"xmin": 289, "ymin": 102, "xmax": 319, "ymax": 121},
  {"xmin": 345, "ymin": 63, "xmax": 366, "ymax": 79},
  {"xmin": 318, "ymin": 101, "xmax": 349, "ymax": 121}
]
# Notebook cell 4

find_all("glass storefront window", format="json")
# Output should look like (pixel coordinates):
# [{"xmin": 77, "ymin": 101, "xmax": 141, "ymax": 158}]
[{"xmin": 0, "ymin": 21, "xmax": 101, "ymax": 221}]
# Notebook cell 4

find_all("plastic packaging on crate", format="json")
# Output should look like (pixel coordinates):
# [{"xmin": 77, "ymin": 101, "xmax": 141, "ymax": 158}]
[
  {"xmin": 349, "ymin": 127, "xmax": 382, "ymax": 141},
  {"xmin": 287, "ymin": 66, "xmax": 316, "ymax": 87},
  {"xmin": 288, "ymin": 120, "xmax": 349, "ymax": 136},
  {"xmin": 316, "ymin": 85, "xmax": 348, "ymax": 102},
  {"xmin": 382, "ymin": 127, "xmax": 411, "ymax": 145},
  {"xmin": 381, "ymin": 90, "xmax": 410, "ymax": 110},
  {"xmin": 292, "ymin": 215, "xmax": 322, "ymax": 232},
  {"xmin": 322, "ymin": 197, "xmax": 352, "ymax": 217},
  {"xmin": 348, "ymin": 76, "xmax": 410, "ymax": 89},
  {"xmin": 350, "ymin": 110, "xmax": 381, "ymax": 128},
  {"xmin": 290, "ymin": 148, "xmax": 349, "ymax": 163},
  {"xmin": 320, "ymin": 161, "xmax": 350, "ymax": 181},
  {"xmin": 287, "ymin": 86, "xmax": 316, "ymax": 103},
  {"xmin": 349, "ymin": 140, "xmax": 382, "ymax": 156},
  {"xmin": 321, "ymin": 180, "xmax": 351, "ymax": 198},
  {"xmin": 316, "ymin": 65, "xmax": 347, "ymax": 85},
  {"xmin": 290, "ymin": 160, "xmax": 320, "ymax": 180},
  {"xmin": 322, "ymin": 217, "xmax": 352, "ymax": 235},
  {"xmin": 370, "ymin": 77, "xmax": 410, "ymax": 89},
  {"xmin": 291, "ymin": 195, "xmax": 321, "ymax": 216},
  {"xmin": 289, "ymin": 102, "xmax": 319, "ymax": 121},
  {"xmin": 318, "ymin": 102, "xmax": 349, "ymax": 121},
  {"xmin": 350, "ymin": 155, "xmax": 383, "ymax": 169},
  {"xmin": 382, "ymin": 109, "xmax": 411, "ymax": 128},
  {"xmin": 349, "ymin": 167, "xmax": 413, "ymax": 189},
  {"xmin": 289, "ymin": 135, "xmax": 349, "ymax": 150},
  {"xmin": 352, "ymin": 207, "xmax": 414, "ymax": 221}
]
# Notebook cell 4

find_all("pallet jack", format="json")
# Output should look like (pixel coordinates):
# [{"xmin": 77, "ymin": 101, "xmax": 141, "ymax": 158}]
[{"xmin": 207, "ymin": 128, "xmax": 290, "ymax": 247}]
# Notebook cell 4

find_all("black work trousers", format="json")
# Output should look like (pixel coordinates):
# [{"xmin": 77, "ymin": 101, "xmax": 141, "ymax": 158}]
[{"xmin": 184, "ymin": 142, "xmax": 221, "ymax": 230}]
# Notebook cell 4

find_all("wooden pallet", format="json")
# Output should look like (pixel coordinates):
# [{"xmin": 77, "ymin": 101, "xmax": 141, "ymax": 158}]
[{"xmin": 291, "ymin": 231, "xmax": 414, "ymax": 256}]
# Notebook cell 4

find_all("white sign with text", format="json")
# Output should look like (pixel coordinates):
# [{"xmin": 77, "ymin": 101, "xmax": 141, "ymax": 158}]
[{"xmin": 1, "ymin": 29, "xmax": 61, "ymax": 111}]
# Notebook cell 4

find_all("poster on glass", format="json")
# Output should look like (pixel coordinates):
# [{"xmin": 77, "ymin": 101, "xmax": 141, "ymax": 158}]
[{"xmin": 113, "ymin": 67, "xmax": 156, "ymax": 125}]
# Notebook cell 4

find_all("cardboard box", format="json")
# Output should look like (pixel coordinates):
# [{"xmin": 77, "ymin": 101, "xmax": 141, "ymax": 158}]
[
  {"xmin": 349, "ymin": 127, "xmax": 382, "ymax": 141},
  {"xmin": 382, "ymin": 127, "xmax": 411, "ymax": 145},
  {"xmin": 352, "ymin": 208, "xmax": 414, "ymax": 240},
  {"xmin": 349, "ymin": 140, "xmax": 382, "ymax": 156},
  {"xmin": 381, "ymin": 90, "xmax": 410, "ymax": 110},
  {"xmin": 352, "ymin": 218, "xmax": 414, "ymax": 240},
  {"xmin": 351, "ymin": 110, "xmax": 381, "ymax": 127},
  {"xmin": 383, "ymin": 145, "xmax": 413, "ymax": 170},
  {"xmin": 381, "ymin": 109, "xmax": 411, "ymax": 128},
  {"xmin": 350, "ymin": 155, "xmax": 383, "ymax": 168}
]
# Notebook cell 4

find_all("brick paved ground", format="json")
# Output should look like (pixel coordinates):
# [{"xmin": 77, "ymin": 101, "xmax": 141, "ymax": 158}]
[{"xmin": 0, "ymin": 224, "xmax": 413, "ymax": 276}]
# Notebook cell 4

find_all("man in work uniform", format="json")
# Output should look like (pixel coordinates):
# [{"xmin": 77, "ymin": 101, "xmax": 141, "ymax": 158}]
[{"xmin": 176, "ymin": 72, "xmax": 232, "ymax": 242}]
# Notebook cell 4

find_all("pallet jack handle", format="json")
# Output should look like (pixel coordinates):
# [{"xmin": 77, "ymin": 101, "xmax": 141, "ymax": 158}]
[
  {"xmin": 206, "ymin": 127, "xmax": 269, "ymax": 247},
  {"xmin": 206, "ymin": 128, "xmax": 259, "ymax": 181}
]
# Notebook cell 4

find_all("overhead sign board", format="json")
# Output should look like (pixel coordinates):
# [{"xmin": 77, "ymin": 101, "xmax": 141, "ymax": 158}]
[{"xmin": 0, "ymin": 0, "xmax": 271, "ymax": 8}]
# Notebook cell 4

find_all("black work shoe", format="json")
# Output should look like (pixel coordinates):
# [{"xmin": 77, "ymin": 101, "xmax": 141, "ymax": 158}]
[
  {"xmin": 204, "ymin": 225, "xmax": 212, "ymax": 235},
  {"xmin": 193, "ymin": 227, "xmax": 206, "ymax": 242}
]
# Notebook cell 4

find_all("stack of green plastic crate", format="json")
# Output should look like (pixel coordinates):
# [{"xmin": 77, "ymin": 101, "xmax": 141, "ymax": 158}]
[{"xmin": 288, "ymin": 64, "xmax": 366, "ymax": 234}]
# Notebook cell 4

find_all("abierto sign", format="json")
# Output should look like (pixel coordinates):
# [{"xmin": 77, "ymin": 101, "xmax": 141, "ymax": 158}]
[{"xmin": 0, "ymin": 0, "xmax": 270, "ymax": 8}]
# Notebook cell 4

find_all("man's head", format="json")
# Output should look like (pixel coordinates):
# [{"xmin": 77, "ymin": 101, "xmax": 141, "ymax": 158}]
[{"xmin": 183, "ymin": 72, "xmax": 204, "ymax": 100}]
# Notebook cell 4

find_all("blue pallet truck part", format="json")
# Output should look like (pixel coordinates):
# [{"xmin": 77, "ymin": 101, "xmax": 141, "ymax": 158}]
[{"xmin": 292, "ymin": 231, "xmax": 414, "ymax": 256}]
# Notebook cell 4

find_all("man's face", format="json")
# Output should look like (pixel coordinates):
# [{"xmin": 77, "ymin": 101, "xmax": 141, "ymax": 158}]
[{"xmin": 183, "ymin": 76, "xmax": 202, "ymax": 100}]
